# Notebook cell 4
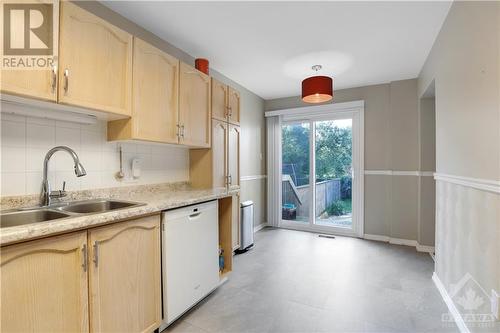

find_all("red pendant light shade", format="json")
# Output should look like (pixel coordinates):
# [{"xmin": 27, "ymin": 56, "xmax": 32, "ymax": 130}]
[{"xmin": 302, "ymin": 75, "xmax": 333, "ymax": 103}]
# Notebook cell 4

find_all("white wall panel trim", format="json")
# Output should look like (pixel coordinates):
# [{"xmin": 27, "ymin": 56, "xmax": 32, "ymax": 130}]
[
  {"xmin": 434, "ymin": 173, "xmax": 500, "ymax": 194},
  {"xmin": 432, "ymin": 273, "xmax": 471, "ymax": 333},
  {"xmin": 240, "ymin": 175, "xmax": 267, "ymax": 182},
  {"xmin": 364, "ymin": 170, "xmax": 435, "ymax": 176}
]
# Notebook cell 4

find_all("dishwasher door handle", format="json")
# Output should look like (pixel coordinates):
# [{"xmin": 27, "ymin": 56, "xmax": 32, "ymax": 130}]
[{"xmin": 188, "ymin": 212, "xmax": 202, "ymax": 219}]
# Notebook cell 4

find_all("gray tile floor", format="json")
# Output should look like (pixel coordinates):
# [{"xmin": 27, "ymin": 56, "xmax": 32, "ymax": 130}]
[{"xmin": 164, "ymin": 228, "xmax": 459, "ymax": 333}]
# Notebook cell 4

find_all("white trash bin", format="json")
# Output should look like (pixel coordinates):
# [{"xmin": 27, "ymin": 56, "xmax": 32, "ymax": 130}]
[{"xmin": 237, "ymin": 201, "xmax": 254, "ymax": 253}]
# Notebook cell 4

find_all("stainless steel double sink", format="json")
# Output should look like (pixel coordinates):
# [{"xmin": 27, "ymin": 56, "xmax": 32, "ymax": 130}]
[{"xmin": 0, "ymin": 199, "xmax": 145, "ymax": 228}]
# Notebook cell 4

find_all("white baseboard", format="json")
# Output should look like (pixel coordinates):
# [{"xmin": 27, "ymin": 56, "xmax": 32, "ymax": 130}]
[
  {"xmin": 432, "ymin": 272, "xmax": 470, "ymax": 333},
  {"xmin": 416, "ymin": 244, "xmax": 436, "ymax": 253},
  {"xmin": 363, "ymin": 234, "xmax": 435, "ymax": 253},
  {"xmin": 389, "ymin": 237, "xmax": 417, "ymax": 247},
  {"xmin": 363, "ymin": 234, "xmax": 390, "ymax": 242},
  {"xmin": 254, "ymin": 223, "xmax": 268, "ymax": 233}
]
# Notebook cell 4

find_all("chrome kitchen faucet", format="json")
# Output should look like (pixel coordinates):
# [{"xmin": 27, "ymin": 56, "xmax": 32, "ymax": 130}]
[{"xmin": 41, "ymin": 146, "xmax": 87, "ymax": 206}]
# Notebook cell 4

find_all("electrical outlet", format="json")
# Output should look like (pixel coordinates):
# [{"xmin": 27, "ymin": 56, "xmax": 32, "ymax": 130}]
[{"xmin": 492, "ymin": 289, "xmax": 499, "ymax": 319}]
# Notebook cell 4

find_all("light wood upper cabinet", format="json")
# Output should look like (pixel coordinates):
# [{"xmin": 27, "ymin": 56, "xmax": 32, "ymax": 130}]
[
  {"xmin": 88, "ymin": 215, "xmax": 161, "ymax": 333},
  {"xmin": 228, "ymin": 87, "xmax": 241, "ymax": 125},
  {"xmin": 1, "ymin": 232, "xmax": 89, "ymax": 333},
  {"xmin": 211, "ymin": 79, "xmax": 240, "ymax": 125},
  {"xmin": 108, "ymin": 38, "xmax": 180, "ymax": 143},
  {"xmin": 1, "ymin": 66, "xmax": 57, "ymax": 101},
  {"xmin": 211, "ymin": 78, "xmax": 228, "ymax": 122},
  {"xmin": 179, "ymin": 62, "xmax": 211, "ymax": 148},
  {"xmin": 58, "ymin": 1, "xmax": 133, "ymax": 116},
  {"xmin": 212, "ymin": 119, "xmax": 228, "ymax": 190},
  {"xmin": 0, "ymin": 0, "xmax": 59, "ymax": 101},
  {"xmin": 228, "ymin": 124, "xmax": 241, "ymax": 190}
]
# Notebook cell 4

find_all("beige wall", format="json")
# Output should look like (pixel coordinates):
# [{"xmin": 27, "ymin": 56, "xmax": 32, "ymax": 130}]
[
  {"xmin": 74, "ymin": 1, "xmax": 267, "ymax": 226},
  {"xmin": 265, "ymin": 79, "xmax": 430, "ymax": 242},
  {"xmin": 418, "ymin": 1, "xmax": 499, "ymax": 330},
  {"xmin": 418, "ymin": 2, "xmax": 499, "ymax": 181},
  {"xmin": 418, "ymin": 97, "xmax": 436, "ymax": 247}
]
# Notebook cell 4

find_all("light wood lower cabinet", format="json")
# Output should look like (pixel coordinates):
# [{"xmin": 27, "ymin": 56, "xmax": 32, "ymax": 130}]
[
  {"xmin": 58, "ymin": 1, "xmax": 133, "ymax": 116},
  {"xmin": 89, "ymin": 216, "xmax": 161, "ymax": 333},
  {"xmin": 1, "ymin": 232, "xmax": 89, "ymax": 333},
  {"xmin": 0, "ymin": 215, "xmax": 161, "ymax": 333}
]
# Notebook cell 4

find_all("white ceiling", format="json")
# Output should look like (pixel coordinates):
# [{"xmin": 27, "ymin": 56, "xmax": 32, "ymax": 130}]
[{"xmin": 102, "ymin": 1, "xmax": 451, "ymax": 100}]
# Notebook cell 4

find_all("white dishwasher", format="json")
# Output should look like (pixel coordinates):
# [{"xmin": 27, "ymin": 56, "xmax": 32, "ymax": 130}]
[{"xmin": 161, "ymin": 200, "xmax": 219, "ymax": 329}]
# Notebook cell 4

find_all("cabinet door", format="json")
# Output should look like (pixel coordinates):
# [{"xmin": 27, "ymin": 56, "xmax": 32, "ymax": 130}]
[
  {"xmin": 212, "ymin": 119, "xmax": 228, "ymax": 190},
  {"xmin": 179, "ymin": 62, "xmax": 211, "ymax": 148},
  {"xmin": 232, "ymin": 193, "xmax": 241, "ymax": 250},
  {"xmin": 228, "ymin": 87, "xmax": 240, "ymax": 125},
  {"xmin": 0, "ymin": 0, "xmax": 59, "ymax": 101},
  {"xmin": 1, "ymin": 232, "xmax": 89, "ymax": 333},
  {"xmin": 89, "ymin": 215, "xmax": 161, "ymax": 333},
  {"xmin": 133, "ymin": 38, "xmax": 179, "ymax": 143},
  {"xmin": 211, "ymin": 78, "xmax": 228, "ymax": 122},
  {"xmin": 58, "ymin": 2, "xmax": 133, "ymax": 116},
  {"xmin": 228, "ymin": 124, "xmax": 240, "ymax": 191}
]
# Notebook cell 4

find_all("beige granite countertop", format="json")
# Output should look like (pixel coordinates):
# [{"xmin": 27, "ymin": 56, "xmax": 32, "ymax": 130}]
[{"xmin": 0, "ymin": 182, "xmax": 238, "ymax": 246}]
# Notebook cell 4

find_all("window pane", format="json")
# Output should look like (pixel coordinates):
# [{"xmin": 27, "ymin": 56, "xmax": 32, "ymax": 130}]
[
  {"xmin": 281, "ymin": 122, "xmax": 310, "ymax": 223},
  {"xmin": 314, "ymin": 119, "xmax": 353, "ymax": 228}
]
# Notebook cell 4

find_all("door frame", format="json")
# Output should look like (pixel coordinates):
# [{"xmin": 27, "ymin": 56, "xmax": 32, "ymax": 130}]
[{"xmin": 266, "ymin": 100, "xmax": 364, "ymax": 238}]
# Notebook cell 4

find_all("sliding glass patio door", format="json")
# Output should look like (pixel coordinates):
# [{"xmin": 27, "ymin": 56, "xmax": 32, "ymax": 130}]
[
  {"xmin": 314, "ymin": 119, "xmax": 353, "ymax": 229},
  {"xmin": 281, "ymin": 122, "xmax": 311, "ymax": 224},
  {"xmin": 280, "ymin": 111, "xmax": 362, "ymax": 237}
]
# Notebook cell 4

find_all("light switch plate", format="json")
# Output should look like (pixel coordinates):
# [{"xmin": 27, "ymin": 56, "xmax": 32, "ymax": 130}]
[{"xmin": 132, "ymin": 158, "xmax": 141, "ymax": 178}]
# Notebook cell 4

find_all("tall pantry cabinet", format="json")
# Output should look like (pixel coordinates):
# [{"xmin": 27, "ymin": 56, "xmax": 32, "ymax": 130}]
[{"xmin": 190, "ymin": 78, "xmax": 241, "ymax": 249}]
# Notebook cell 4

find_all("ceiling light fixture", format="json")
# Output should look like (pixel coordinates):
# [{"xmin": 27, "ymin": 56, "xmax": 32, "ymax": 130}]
[{"xmin": 301, "ymin": 65, "xmax": 333, "ymax": 104}]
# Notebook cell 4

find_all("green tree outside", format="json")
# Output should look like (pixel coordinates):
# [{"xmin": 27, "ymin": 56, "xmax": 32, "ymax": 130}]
[{"xmin": 282, "ymin": 121, "xmax": 352, "ymax": 184}]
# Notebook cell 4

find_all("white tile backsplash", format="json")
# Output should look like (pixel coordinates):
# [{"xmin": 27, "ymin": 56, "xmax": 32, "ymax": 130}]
[
  {"xmin": 1, "ymin": 146, "xmax": 26, "ymax": 172},
  {"xmin": 1, "ymin": 114, "xmax": 189, "ymax": 196},
  {"xmin": 27, "ymin": 123, "xmax": 55, "ymax": 149},
  {"xmin": 1, "ymin": 172, "xmax": 26, "ymax": 196},
  {"xmin": 1, "ymin": 120, "xmax": 26, "ymax": 147}
]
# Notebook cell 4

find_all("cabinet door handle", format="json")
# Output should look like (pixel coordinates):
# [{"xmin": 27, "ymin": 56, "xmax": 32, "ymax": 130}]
[
  {"xmin": 181, "ymin": 125, "xmax": 185, "ymax": 138},
  {"xmin": 63, "ymin": 69, "xmax": 69, "ymax": 93},
  {"xmin": 81, "ymin": 244, "xmax": 88, "ymax": 272},
  {"xmin": 176, "ymin": 124, "xmax": 180, "ymax": 138},
  {"xmin": 228, "ymin": 174, "xmax": 232, "ymax": 185},
  {"xmin": 51, "ymin": 66, "xmax": 57, "ymax": 93},
  {"xmin": 93, "ymin": 241, "xmax": 99, "ymax": 267}
]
